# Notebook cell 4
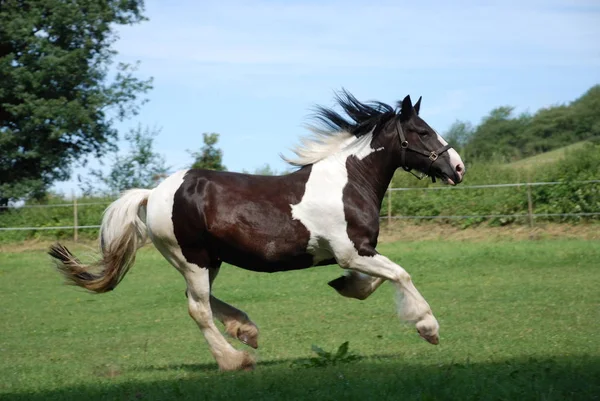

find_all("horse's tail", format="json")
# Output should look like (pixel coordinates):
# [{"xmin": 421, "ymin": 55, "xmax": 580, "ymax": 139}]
[{"xmin": 49, "ymin": 189, "xmax": 152, "ymax": 293}]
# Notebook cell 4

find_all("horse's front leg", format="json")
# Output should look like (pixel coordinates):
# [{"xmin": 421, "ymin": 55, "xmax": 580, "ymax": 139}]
[
  {"xmin": 340, "ymin": 252, "xmax": 439, "ymax": 345},
  {"xmin": 328, "ymin": 271, "xmax": 385, "ymax": 300}
]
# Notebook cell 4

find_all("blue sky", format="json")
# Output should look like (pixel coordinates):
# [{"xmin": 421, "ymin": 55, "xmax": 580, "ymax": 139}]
[{"xmin": 54, "ymin": 0, "xmax": 600, "ymax": 194}]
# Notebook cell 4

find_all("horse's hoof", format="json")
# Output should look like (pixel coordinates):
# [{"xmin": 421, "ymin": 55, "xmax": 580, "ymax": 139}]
[
  {"xmin": 240, "ymin": 351, "xmax": 256, "ymax": 371},
  {"xmin": 238, "ymin": 332, "xmax": 259, "ymax": 349},
  {"xmin": 218, "ymin": 351, "xmax": 256, "ymax": 372},
  {"xmin": 417, "ymin": 329, "xmax": 439, "ymax": 345},
  {"xmin": 426, "ymin": 335, "xmax": 440, "ymax": 345}
]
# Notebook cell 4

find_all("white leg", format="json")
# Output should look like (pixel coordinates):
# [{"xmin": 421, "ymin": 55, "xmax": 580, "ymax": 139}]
[
  {"xmin": 342, "ymin": 253, "xmax": 440, "ymax": 344},
  {"xmin": 184, "ymin": 266, "xmax": 255, "ymax": 370}
]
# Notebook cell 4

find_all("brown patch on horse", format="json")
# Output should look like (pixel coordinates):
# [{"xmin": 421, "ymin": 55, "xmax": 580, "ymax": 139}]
[
  {"xmin": 171, "ymin": 168, "xmax": 317, "ymax": 272},
  {"xmin": 341, "ymin": 140, "xmax": 397, "ymax": 258}
]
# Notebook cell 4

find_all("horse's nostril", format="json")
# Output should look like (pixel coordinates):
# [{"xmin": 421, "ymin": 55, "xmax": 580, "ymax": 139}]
[{"xmin": 456, "ymin": 164, "xmax": 463, "ymax": 173}]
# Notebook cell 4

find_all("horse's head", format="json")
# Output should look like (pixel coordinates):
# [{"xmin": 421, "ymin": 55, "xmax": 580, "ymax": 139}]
[{"xmin": 391, "ymin": 95, "xmax": 465, "ymax": 185}]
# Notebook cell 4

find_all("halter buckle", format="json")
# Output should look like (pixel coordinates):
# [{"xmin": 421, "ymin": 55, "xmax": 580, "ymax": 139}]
[{"xmin": 429, "ymin": 152, "xmax": 438, "ymax": 161}]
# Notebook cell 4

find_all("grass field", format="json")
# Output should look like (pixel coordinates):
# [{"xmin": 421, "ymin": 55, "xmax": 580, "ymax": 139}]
[
  {"xmin": 1, "ymin": 239, "xmax": 599, "ymax": 400},
  {"xmin": 506, "ymin": 141, "xmax": 590, "ymax": 170}
]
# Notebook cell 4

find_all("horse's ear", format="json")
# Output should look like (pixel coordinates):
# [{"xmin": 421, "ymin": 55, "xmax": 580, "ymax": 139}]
[
  {"xmin": 400, "ymin": 95, "xmax": 413, "ymax": 121},
  {"xmin": 414, "ymin": 96, "xmax": 422, "ymax": 115}
]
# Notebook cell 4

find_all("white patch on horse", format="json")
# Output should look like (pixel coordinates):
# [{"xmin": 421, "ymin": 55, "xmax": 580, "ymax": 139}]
[
  {"xmin": 291, "ymin": 132, "xmax": 438, "ymax": 340},
  {"xmin": 291, "ymin": 132, "xmax": 381, "ymax": 265},
  {"xmin": 146, "ymin": 170, "xmax": 187, "ymax": 253},
  {"xmin": 435, "ymin": 131, "xmax": 464, "ymax": 171}
]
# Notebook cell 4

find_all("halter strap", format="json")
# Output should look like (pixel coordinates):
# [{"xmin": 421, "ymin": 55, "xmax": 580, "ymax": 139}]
[{"xmin": 395, "ymin": 123, "xmax": 453, "ymax": 183}]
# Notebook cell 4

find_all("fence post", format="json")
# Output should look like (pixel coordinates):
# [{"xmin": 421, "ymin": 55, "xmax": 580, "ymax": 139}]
[
  {"xmin": 387, "ymin": 186, "xmax": 392, "ymax": 228},
  {"xmin": 526, "ymin": 182, "xmax": 534, "ymax": 229},
  {"xmin": 73, "ymin": 191, "xmax": 78, "ymax": 242}
]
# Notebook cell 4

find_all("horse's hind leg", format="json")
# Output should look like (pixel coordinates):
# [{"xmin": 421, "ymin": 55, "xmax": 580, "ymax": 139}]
[
  {"xmin": 328, "ymin": 271, "xmax": 385, "ymax": 300},
  {"xmin": 183, "ymin": 262, "xmax": 254, "ymax": 371},
  {"xmin": 208, "ymin": 268, "xmax": 259, "ymax": 349},
  {"xmin": 210, "ymin": 296, "xmax": 259, "ymax": 349},
  {"xmin": 159, "ymin": 245, "xmax": 254, "ymax": 370},
  {"xmin": 183, "ymin": 290, "xmax": 260, "ymax": 349}
]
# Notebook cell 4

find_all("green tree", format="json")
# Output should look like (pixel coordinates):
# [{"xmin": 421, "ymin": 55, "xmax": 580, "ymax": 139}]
[
  {"xmin": 521, "ymin": 85, "xmax": 600, "ymax": 157},
  {"xmin": 80, "ymin": 125, "xmax": 168, "ymax": 195},
  {"xmin": 522, "ymin": 105, "xmax": 576, "ymax": 156},
  {"xmin": 570, "ymin": 85, "xmax": 600, "ymax": 140},
  {"xmin": 444, "ymin": 120, "xmax": 474, "ymax": 151},
  {"xmin": 189, "ymin": 133, "xmax": 226, "ymax": 171},
  {"xmin": 0, "ymin": 0, "xmax": 152, "ymax": 205},
  {"xmin": 458, "ymin": 85, "xmax": 600, "ymax": 163},
  {"xmin": 464, "ymin": 107, "xmax": 531, "ymax": 161}
]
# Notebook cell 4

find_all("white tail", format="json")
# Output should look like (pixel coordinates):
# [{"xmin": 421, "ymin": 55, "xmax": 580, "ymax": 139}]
[
  {"xmin": 49, "ymin": 189, "xmax": 152, "ymax": 293},
  {"xmin": 100, "ymin": 189, "xmax": 151, "ymax": 254}
]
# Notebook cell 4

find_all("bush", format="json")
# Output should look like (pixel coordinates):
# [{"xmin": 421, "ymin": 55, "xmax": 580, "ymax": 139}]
[
  {"xmin": 0, "ymin": 194, "xmax": 111, "ymax": 244},
  {"xmin": 382, "ymin": 143, "xmax": 600, "ymax": 227},
  {"xmin": 1, "ymin": 144, "xmax": 599, "ymax": 243}
]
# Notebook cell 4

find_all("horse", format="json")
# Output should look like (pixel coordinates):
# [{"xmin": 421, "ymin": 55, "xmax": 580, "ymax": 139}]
[{"xmin": 49, "ymin": 91, "xmax": 465, "ymax": 371}]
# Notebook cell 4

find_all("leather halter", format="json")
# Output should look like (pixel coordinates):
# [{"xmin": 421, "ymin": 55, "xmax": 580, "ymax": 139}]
[{"xmin": 395, "ymin": 123, "xmax": 453, "ymax": 183}]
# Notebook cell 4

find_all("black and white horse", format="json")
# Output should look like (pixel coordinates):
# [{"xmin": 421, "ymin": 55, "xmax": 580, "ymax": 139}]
[{"xmin": 50, "ymin": 91, "xmax": 465, "ymax": 371}]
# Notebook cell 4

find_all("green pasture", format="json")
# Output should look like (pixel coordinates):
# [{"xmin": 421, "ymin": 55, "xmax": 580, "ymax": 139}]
[
  {"xmin": 506, "ymin": 141, "xmax": 591, "ymax": 170},
  {"xmin": 1, "ymin": 239, "xmax": 599, "ymax": 400}
]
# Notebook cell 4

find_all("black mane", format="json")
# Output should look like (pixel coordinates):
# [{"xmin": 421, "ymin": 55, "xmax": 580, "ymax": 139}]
[{"xmin": 312, "ymin": 89, "xmax": 398, "ymax": 137}]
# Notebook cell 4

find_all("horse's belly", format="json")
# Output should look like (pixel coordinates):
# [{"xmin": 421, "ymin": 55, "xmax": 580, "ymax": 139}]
[
  {"xmin": 212, "ymin": 225, "xmax": 338, "ymax": 271},
  {"xmin": 218, "ymin": 245, "xmax": 318, "ymax": 272},
  {"xmin": 208, "ymin": 200, "xmax": 329, "ymax": 271}
]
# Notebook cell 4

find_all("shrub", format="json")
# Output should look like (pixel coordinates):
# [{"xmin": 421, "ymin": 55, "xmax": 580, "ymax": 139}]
[{"xmin": 382, "ymin": 143, "xmax": 600, "ymax": 227}]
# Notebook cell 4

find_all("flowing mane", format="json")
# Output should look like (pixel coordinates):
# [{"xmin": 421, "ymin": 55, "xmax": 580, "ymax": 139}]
[{"xmin": 283, "ymin": 90, "xmax": 398, "ymax": 167}]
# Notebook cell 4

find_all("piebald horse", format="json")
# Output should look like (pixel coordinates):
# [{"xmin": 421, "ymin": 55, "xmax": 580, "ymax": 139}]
[{"xmin": 50, "ymin": 91, "xmax": 465, "ymax": 371}]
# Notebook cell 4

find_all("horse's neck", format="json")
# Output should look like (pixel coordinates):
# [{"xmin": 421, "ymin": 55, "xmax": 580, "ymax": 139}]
[{"xmin": 316, "ymin": 133, "xmax": 396, "ymax": 207}]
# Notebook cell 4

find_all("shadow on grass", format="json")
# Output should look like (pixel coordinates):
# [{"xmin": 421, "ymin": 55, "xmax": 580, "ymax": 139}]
[
  {"xmin": 131, "ymin": 354, "xmax": 322, "ymax": 372},
  {"xmin": 3, "ymin": 355, "xmax": 599, "ymax": 401}
]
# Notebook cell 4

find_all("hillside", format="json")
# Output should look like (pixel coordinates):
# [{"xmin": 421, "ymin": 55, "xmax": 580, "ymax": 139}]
[
  {"xmin": 459, "ymin": 85, "xmax": 600, "ymax": 162},
  {"xmin": 506, "ymin": 141, "xmax": 591, "ymax": 170}
]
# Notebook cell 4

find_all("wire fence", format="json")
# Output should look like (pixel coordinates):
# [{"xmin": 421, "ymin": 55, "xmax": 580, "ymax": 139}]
[
  {"xmin": 387, "ymin": 180, "xmax": 600, "ymax": 190},
  {"xmin": 381, "ymin": 179, "xmax": 600, "ymax": 226},
  {"xmin": 1, "ymin": 180, "xmax": 599, "ymax": 240}
]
